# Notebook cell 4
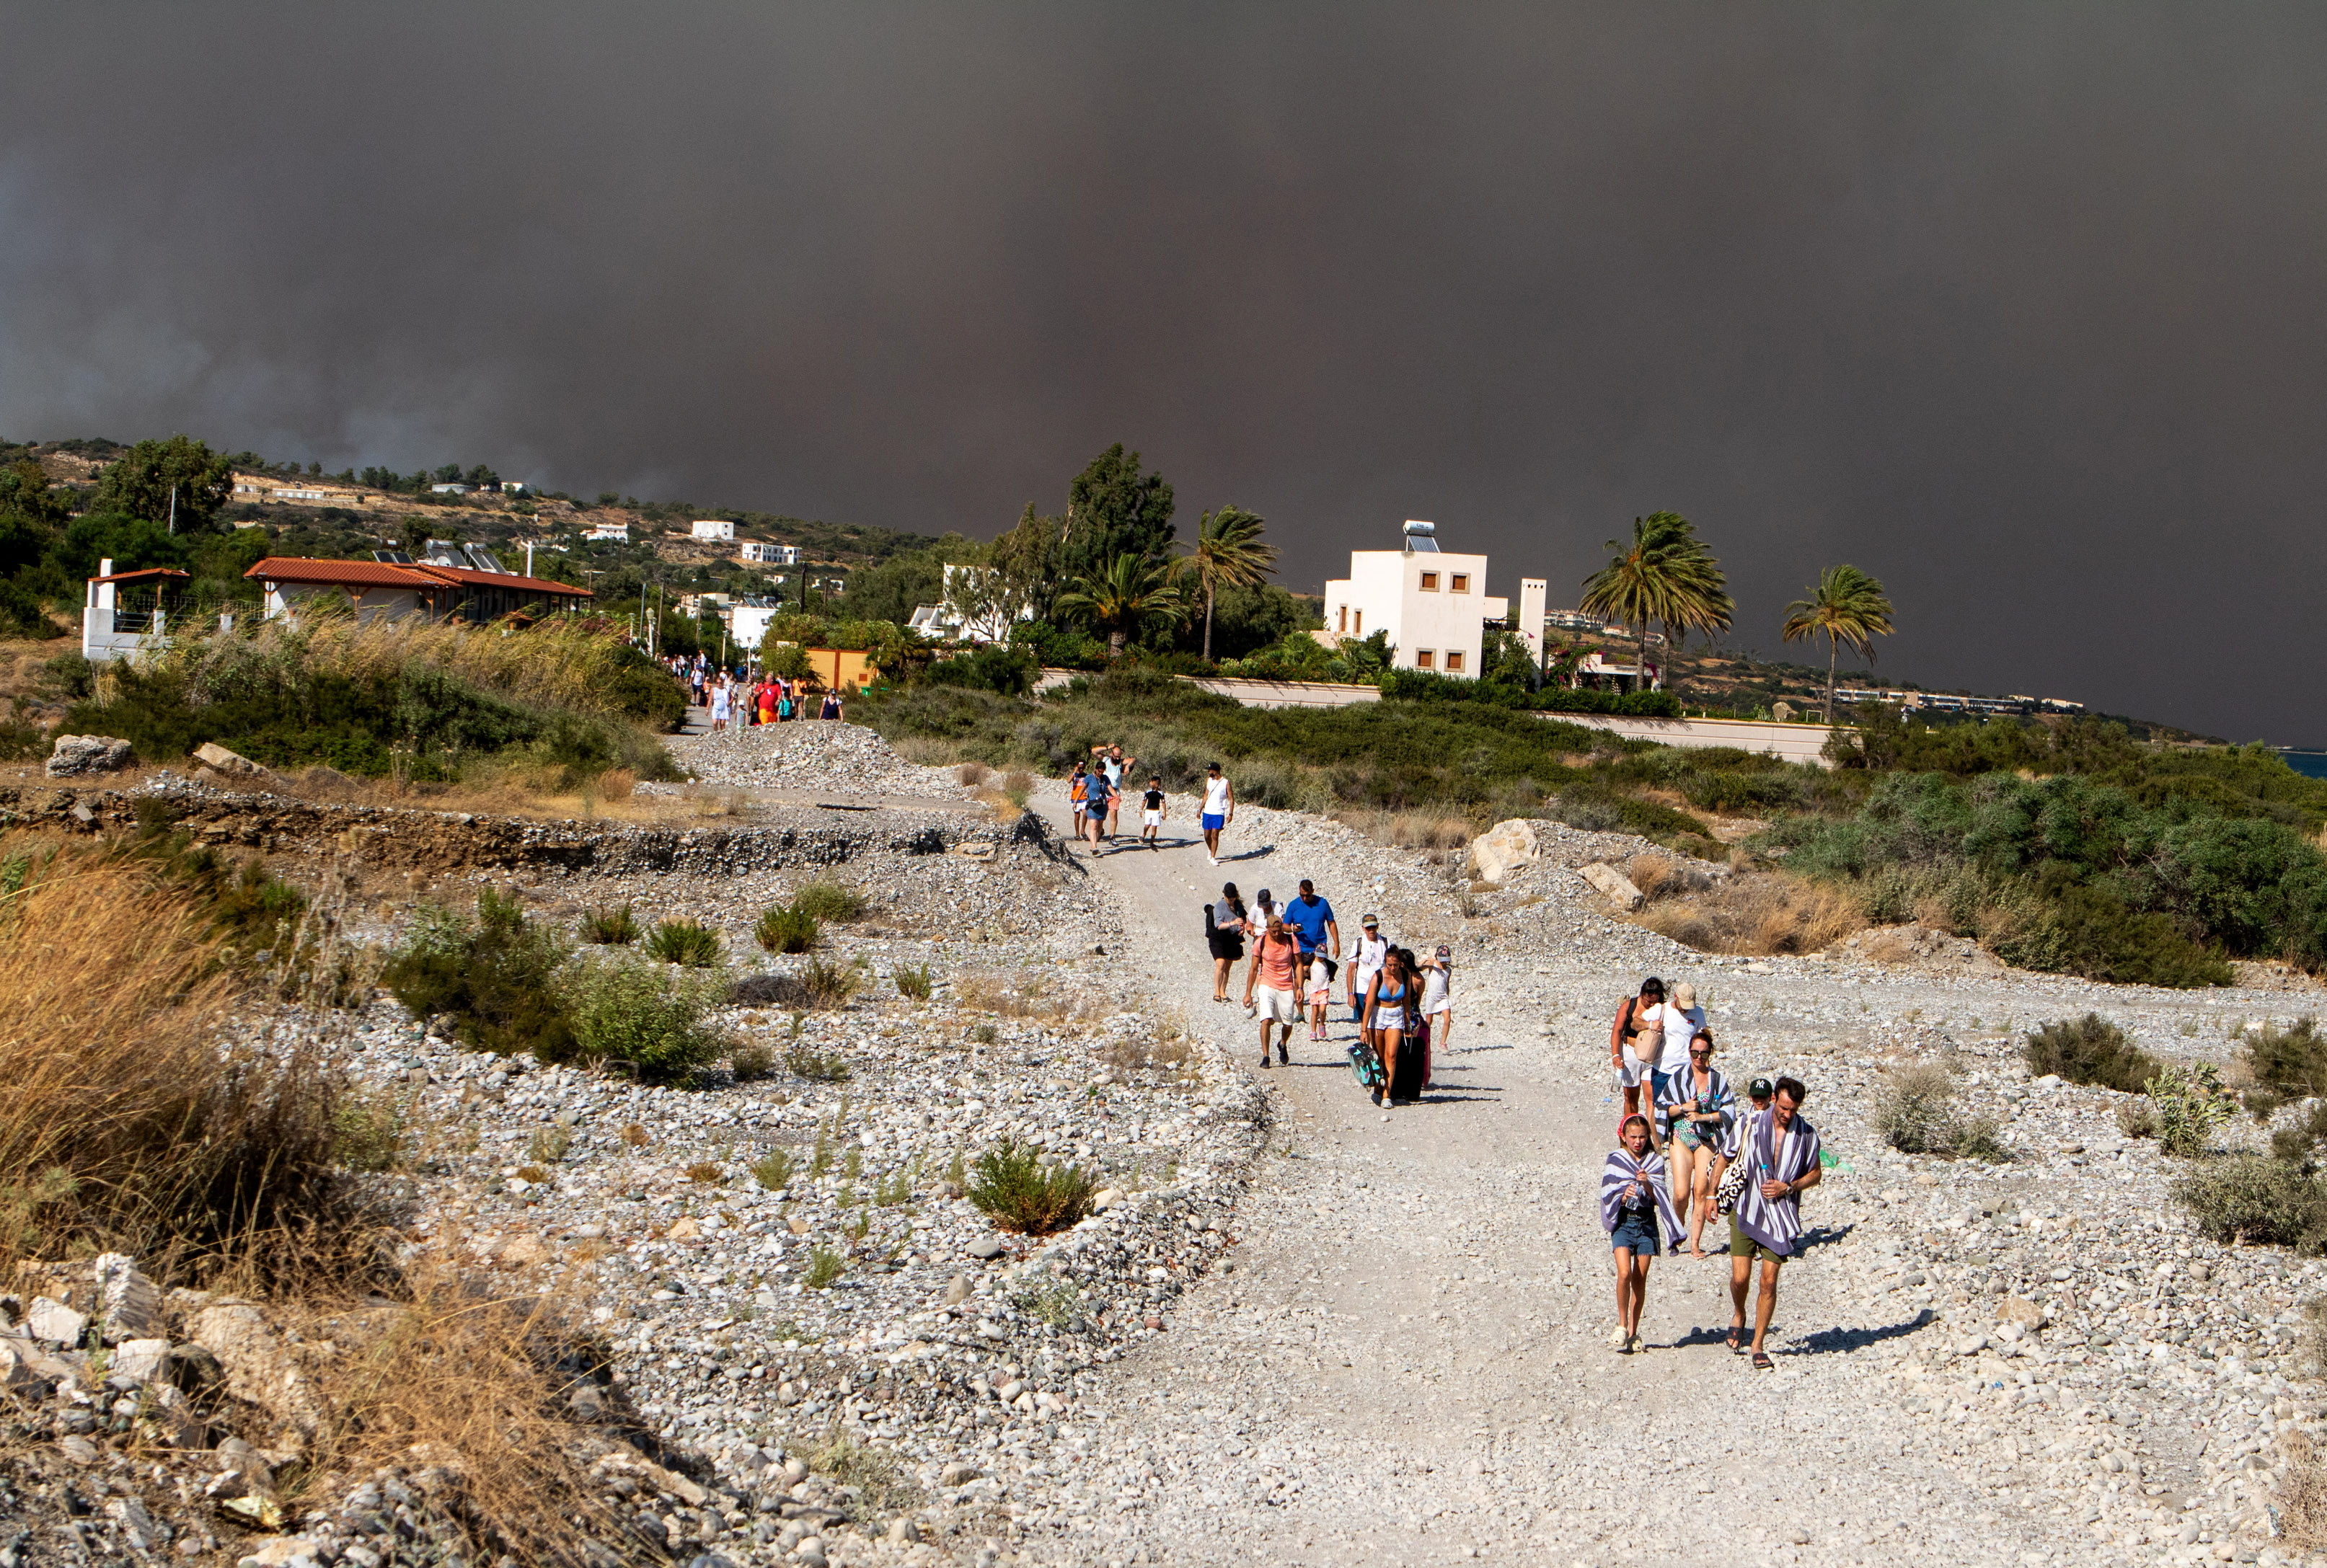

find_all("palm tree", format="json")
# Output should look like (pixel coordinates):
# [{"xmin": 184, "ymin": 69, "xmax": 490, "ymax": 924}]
[
  {"xmin": 1781, "ymin": 564, "xmax": 1897, "ymax": 722},
  {"xmin": 1651, "ymin": 519, "xmax": 1733, "ymax": 700},
  {"xmin": 1179, "ymin": 506, "xmax": 1276, "ymax": 661},
  {"xmin": 1054, "ymin": 552, "xmax": 1188, "ymax": 660},
  {"xmin": 1579, "ymin": 511, "xmax": 1715, "ymax": 694}
]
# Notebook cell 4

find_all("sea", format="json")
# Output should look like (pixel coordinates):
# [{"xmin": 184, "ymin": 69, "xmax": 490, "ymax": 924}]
[{"xmin": 2280, "ymin": 750, "xmax": 2327, "ymax": 780}]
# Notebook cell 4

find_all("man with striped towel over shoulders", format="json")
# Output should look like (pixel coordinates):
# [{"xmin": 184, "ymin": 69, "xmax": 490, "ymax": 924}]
[
  {"xmin": 1726, "ymin": 1075, "xmax": 1823, "ymax": 1370},
  {"xmin": 1599, "ymin": 1113, "xmax": 1686, "ymax": 1355}
]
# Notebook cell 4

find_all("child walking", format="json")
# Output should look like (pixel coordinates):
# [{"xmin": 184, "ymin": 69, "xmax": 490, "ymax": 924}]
[
  {"xmin": 1139, "ymin": 775, "xmax": 1166, "ymax": 848},
  {"xmin": 1599, "ymin": 1112, "xmax": 1684, "ymax": 1355},
  {"xmin": 1305, "ymin": 951, "xmax": 1333, "ymax": 1042}
]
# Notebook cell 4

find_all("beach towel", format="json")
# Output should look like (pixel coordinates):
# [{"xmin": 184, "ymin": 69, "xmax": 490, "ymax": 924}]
[
  {"xmin": 1731, "ymin": 1108, "xmax": 1822, "ymax": 1257},
  {"xmin": 1599, "ymin": 1147, "xmax": 1685, "ymax": 1247},
  {"xmin": 1656, "ymin": 1064, "xmax": 1734, "ymax": 1140}
]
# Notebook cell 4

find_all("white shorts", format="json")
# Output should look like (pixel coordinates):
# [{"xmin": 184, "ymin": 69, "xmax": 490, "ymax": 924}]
[
  {"xmin": 1255, "ymin": 985, "xmax": 1301, "ymax": 1026},
  {"xmin": 1425, "ymin": 1003, "xmax": 1452, "ymax": 1019},
  {"xmin": 1617, "ymin": 1049, "xmax": 1649, "ymax": 1089},
  {"xmin": 1142, "ymin": 810, "xmax": 1162, "ymax": 827}
]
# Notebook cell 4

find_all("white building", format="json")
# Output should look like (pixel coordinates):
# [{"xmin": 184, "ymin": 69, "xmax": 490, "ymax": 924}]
[
  {"xmin": 1321, "ymin": 521, "xmax": 1509, "ymax": 676},
  {"xmin": 582, "ymin": 523, "xmax": 630, "ymax": 543},
  {"xmin": 741, "ymin": 541, "xmax": 800, "ymax": 564},
  {"xmin": 907, "ymin": 563, "xmax": 1020, "ymax": 644},
  {"xmin": 690, "ymin": 518, "xmax": 736, "ymax": 541}
]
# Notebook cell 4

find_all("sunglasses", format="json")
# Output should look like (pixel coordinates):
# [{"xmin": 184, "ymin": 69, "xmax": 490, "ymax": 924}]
[{"xmin": 1689, "ymin": 1047, "xmax": 1712, "ymax": 1058}]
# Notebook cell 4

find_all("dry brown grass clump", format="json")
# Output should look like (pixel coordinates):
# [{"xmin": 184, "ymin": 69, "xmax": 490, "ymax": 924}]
[
  {"xmin": 1630, "ymin": 872, "xmax": 1865, "ymax": 956},
  {"xmin": 312, "ymin": 1275, "xmax": 618, "ymax": 1567},
  {"xmin": 1344, "ymin": 810, "xmax": 1473, "ymax": 856},
  {"xmin": 954, "ymin": 970, "xmax": 1098, "ymax": 1023},
  {"xmin": 2280, "ymin": 1427, "xmax": 2327, "ymax": 1550},
  {"xmin": 0, "ymin": 846, "xmax": 359, "ymax": 1285}
]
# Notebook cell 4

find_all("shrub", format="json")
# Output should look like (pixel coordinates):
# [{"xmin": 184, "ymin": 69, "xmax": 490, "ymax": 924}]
[
  {"xmin": 559, "ymin": 957, "xmax": 727, "ymax": 1084},
  {"xmin": 730, "ymin": 970, "xmax": 809, "ymax": 1007},
  {"xmin": 646, "ymin": 918, "xmax": 721, "ymax": 967},
  {"xmin": 1873, "ymin": 1063, "xmax": 1960, "ymax": 1155},
  {"xmin": 619, "ymin": 1122, "xmax": 650, "ymax": 1147},
  {"xmin": 578, "ymin": 903, "xmax": 639, "ymax": 944},
  {"xmin": 2240, "ymin": 1017, "xmax": 2327, "ymax": 1117},
  {"xmin": 790, "ymin": 881, "xmax": 868, "ymax": 922},
  {"xmin": 966, "ymin": 1138, "xmax": 1095, "ymax": 1234},
  {"xmin": 755, "ymin": 905, "xmax": 819, "ymax": 954},
  {"xmin": 805, "ymin": 1245, "xmax": 845, "ymax": 1288},
  {"xmin": 751, "ymin": 1148, "xmax": 795, "ymax": 1190},
  {"xmin": 803, "ymin": 1427, "xmax": 922, "ymax": 1515},
  {"xmin": 800, "ymin": 955, "xmax": 868, "ymax": 1009},
  {"xmin": 332, "ymin": 1087, "xmax": 408, "ymax": 1174},
  {"xmin": 2174, "ymin": 1154, "xmax": 2327, "ymax": 1251},
  {"xmin": 2117, "ymin": 1098, "xmax": 2161, "ymax": 1138},
  {"xmin": 787, "ymin": 1047, "xmax": 854, "ymax": 1083},
  {"xmin": 381, "ymin": 889, "xmax": 575, "ymax": 1062},
  {"xmin": 524, "ymin": 1124, "xmax": 572, "ymax": 1165},
  {"xmin": 684, "ymin": 1161, "xmax": 723, "ymax": 1184},
  {"xmin": 2021, "ymin": 1013, "xmax": 2160, "ymax": 1094},
  {"xmin": 730, "ymin": 1040, "xmax": 777, "ymax": 1081},
  {"xmin": 894, "ymin": 963, "xmax": 933, "ymax": 1001},
  {"xmin": 2147, "ymin": 1062, "xmax": 2235, "ymax": 1156},
  {"xmin": 1872, "ymin": 1062, "xmax": 2010, "ymax": 1161}
]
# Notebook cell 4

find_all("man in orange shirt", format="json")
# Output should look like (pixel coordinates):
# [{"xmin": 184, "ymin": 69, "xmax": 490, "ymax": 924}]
[{"xmin": 1241, "ymin": 914, "xmax": 1303, "ymax": 1070}]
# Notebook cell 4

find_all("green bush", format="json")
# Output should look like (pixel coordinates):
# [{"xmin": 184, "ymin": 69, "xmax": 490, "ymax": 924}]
[
  {"xmin": 755, "ymin": 905, "xmax": 820, "ymax": 954},
  {"xmin": 2147, "ymin": 1062, "xmax": 2235, "ymax": 1157},
  {"xmin": 790, "ymin": 880, "xmax": 869, "ymax": 922},
  {"xmin": 560, "ymin": 957, "xmax": 727, "ymax": 1084},
  {"xmin": 2240, "ymin": 1018, "xmax": 2327, "ymax": 1117},
  {"xmin": 785, "ymin": 1047, "xmax": 853, "ymax": 1083},
  {"xmin": 1872, "ymin": 1062, "xmax": 2010, "ymax": 1161},
  {"xmin": 332, "ymin": 1088, "xmax": 407, "ymax": 1173},
  {"xmin": 800, "ymin": 955, "xmax": 867, "ymax": 1009},
  {"xmin": 805, "ymin": 1245, "xmax": 845, "ymax": 1289},
  {"xmin": 578, "ymin": 903, "xmax": 640, "ymax": 944},
  {"xmin": 2174, "ymin": 1155, "xmax": 2327, "ymax": 1252},
  {"xmin": 645, "ymin": 917, "xmax": 721, "ymax": 966},
  {"xmin": 751, "ymin": 1148, "xmax": 795, "ymax": 1190},
  {"xmin": 2021, "ymin": 1013, "xmax": 2160, "ymax": 1093},
  {"xmin": 730, "ymin": 1040, "xmax": 777, "ymax": 1081},
  {"xmin": 893, "ymin": 963, "xmax": 932, "ymax": 1001},
  {"xmin": 381, "ymin": 889, "xmax": 575, "ymax": 1061},
  {"xmin": 965, "ymin": 1138, "xmax": 1094, "ymax": 1235}
]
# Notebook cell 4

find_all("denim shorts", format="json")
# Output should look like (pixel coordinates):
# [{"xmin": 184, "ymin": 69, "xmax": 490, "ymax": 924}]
[{"xmin": 1610, "ymin": 1210, "xmax": 1661, "ymax": 1255}]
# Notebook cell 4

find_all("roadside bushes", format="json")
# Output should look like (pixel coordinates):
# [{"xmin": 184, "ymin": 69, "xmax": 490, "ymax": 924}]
[
  {"xmin": 966, "ymin": 1138, "xmax": 1094, "ymax": 1234},
  {"xmin": 562, "ymin": 958, "xmax": 728, "ymax": 1082},
  {"xmin": 2021, "ymin": 1014, "xmax": 2160, "ymax": 1093},
  {"xmin": 2176, "ymin": 1156, "xmax": 2327, "ymax": 1252},
  {"xmin": 1872, "ymin": 1062, "xmax": 2009, "ymax": 1161}
]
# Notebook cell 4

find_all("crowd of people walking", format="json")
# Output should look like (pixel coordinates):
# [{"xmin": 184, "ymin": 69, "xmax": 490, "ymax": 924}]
[
  {"xmin": 1074, "ymin": 753, "xmax": 1825, "ymax": 1374},
  {"xmin": 663, "ymin": 652, "xmax": 845, "ymax": 731}
]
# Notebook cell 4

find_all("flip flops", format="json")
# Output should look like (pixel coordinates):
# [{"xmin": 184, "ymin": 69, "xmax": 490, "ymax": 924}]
[
  {"xmin": 1723, "ymin": 1327, "xmax": 1743, "ymax": 1354},
  {"xmin": 1751, "ymin": 1350, "xmax": 1774, "ymax": 1371}
]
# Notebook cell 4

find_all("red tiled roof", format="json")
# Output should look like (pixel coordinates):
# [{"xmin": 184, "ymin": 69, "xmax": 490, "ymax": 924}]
[
  {"xmin": 88, "ymin": 567, "xmax": 192, "ymax": 585},
  {"xmin": 417, "ymin": 564, "xmax": 592, "ymax": 597},
  {"xmin": 245, "ymin": 557, "xmax": 451, "ymax": 588}
]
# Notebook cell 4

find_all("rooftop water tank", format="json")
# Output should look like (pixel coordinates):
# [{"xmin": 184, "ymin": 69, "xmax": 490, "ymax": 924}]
[{"xmin": 1402, "ymin": 519, "xmax": 1440, "ymax": 554}]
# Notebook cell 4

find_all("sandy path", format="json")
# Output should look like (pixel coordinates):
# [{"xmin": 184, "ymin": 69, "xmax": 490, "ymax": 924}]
[{"xmin": 1017, "ymin": 798, "xmax": 2098, "ymax": 1568}]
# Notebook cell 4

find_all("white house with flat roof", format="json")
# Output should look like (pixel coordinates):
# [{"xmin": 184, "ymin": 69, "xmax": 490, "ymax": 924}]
[
  {"xmin": 1321, "ymin": 521, "xmax": 1509, "ymax": 676},
  {"xmin": 690, "ymin": 518, "xmax": 736, "ymax": 541}
]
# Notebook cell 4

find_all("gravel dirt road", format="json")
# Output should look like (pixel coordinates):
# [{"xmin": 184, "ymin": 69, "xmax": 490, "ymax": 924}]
[{"xmin": 1026, "ymin": 797, "xmax": 2141, "ymax": 1568}]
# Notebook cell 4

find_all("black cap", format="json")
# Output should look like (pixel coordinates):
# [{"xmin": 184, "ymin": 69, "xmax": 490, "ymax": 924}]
[{"xmin": 1749, "ymin": 1076, "xmax": 1774, "ymax": 1097}]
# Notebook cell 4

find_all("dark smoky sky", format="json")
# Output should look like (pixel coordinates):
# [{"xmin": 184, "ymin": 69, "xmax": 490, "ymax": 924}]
[{"xmin": 4, "ymin": 4, "xmax": 2324, "ymax": 740}]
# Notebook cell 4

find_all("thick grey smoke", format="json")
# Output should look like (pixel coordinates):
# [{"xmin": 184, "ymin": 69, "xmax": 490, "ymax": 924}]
[{"xmin": 4, "ymin": 3, "xmax": 2323, "ymax": 739}]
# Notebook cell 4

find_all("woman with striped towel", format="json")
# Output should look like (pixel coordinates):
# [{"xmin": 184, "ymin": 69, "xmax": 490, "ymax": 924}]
[
  {"xmin": 1656, "ymin": 1027, "xmax": 1736, "ymax": 1258},
  {"xmin": 1599, "ymin": 1114, "xmax": 1684, "ymax": 1355}
]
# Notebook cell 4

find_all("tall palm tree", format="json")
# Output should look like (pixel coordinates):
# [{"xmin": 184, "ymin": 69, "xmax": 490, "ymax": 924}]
[
  {"xmin": 1179, "ymin": 506, "xmax": 1276, "ymax": 661},
  {"xmin": 1781, "ymin": 564, "xmax": 1897, "ymax": 722},
  {"xmin": 1651, "ymin": 520, "xmax": 1733, "ymax": 700},
  {"xmin": 1578, "ymin": 511, "xmax": 1713, "ymax": 693},
  {"xmin": 1054, "ymin": 552, "xmax": 1188, "ymax": 660}
]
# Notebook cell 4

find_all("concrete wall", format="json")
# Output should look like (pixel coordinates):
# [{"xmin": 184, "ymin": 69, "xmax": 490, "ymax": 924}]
[{"xmin": 1549, "ymin": 712, "xmax": 1838, "ymax": 767}]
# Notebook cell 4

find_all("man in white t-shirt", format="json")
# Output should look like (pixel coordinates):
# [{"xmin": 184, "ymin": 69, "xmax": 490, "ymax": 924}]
[
  {"xmin": 1200, "ymin": 763, "xmax": 1235, "ymax": 864},
  {"xmin": 1348, "ymin": 914, "xmax": 1389, "ymax": 1024}
]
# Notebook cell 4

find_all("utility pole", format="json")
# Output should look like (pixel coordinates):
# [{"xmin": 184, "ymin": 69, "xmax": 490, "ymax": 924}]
[{"xmin": 167, "ymin": 484, "xmax": 177, "ymax": 535}]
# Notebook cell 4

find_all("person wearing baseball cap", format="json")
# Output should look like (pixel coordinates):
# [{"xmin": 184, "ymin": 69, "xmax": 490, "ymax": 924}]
[{"xmin": 1348, "ymin": 914, "xmax": 1388, "ymax": 1027}]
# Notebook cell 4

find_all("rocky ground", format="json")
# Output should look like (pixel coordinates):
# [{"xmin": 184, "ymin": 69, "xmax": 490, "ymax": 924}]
[{"xmin": 7, "ymin": 723, "xmax": 2327, "ymax": 1567}]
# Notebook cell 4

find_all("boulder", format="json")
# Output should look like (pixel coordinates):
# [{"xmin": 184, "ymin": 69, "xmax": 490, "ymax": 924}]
[
  {"xmin": 193, "ymin": 742, "xmax": 275, "ymax": 780},
  {"xmin": 1579, "ymin": 861, "xmax": 1646, "ymax": 911},
  {"xmin": 45, "ymin": 735, "xmax": 132, "ymax": 778},
  {"xmin": 93, "ymin": 1253, "xmax": 165, "ymax": 1343},
  {"xmin": 1465, "ymin": 819, "xmax": 1539, "ymax": 884},
  {"xmin": 27, "ymin": 1296, "xmax": 88, "ymax": 1347},
  {"xmin": 0, "ymin": 1337, "xmax": 81, "ymax": 1393},
  {"xmin": 187, "ymin": 1303, "xmax": 326, "ymax": 1447},
  {"xmin": 107, "ymin": 1337, "xmax": 171, "ymax": 1386},
  {"xmin": 1996, "ymin": 1295, "xmax": 2048, "ymax": 1329}
]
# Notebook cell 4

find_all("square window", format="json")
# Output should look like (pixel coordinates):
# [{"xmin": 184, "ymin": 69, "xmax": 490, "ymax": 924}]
[
  {"xmin": 1419, "ymin": 572, "xmax": 1439, "ymax": 591},
  {"xmin": 1416, "ymin": 650, "xmax": 1435, "ymax": 669},
  {"xmin": 1450, "ymin": 574, "xmax": 1469, "ymax": 593},
  {"xmin": 1445, "ymin": 650, "xmax": 1465, "ymax": 672}
]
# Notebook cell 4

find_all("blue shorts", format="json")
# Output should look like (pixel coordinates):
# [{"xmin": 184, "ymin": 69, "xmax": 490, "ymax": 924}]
[
  {"xmin": 1611, "ymin": 1211, "xmax": 1661, "ymax": 1256},
  {"xmin": 1201, "ymin": 812, "xmax": 1225, "ymax": 830}
]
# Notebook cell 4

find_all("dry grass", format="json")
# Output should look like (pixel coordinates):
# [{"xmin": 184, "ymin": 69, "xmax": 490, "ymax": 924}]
[
  {"xmin": 2281, "ymin": 1428, "xmax": 2327, "ymax": 1549},
  {"xmin": 956, "ymin": 761, "xmax": 994, "ymax": 787},
  {"xmin": 953, "ymin": 970, "xmax": 1098, "ymax": 1024},
  {"xmin": 0, "ymin": 844, "xmax": 363, "ymax": 1286},
  {"xmin": 1343, "ymin": 810, "xmax": 1473, "ymax": 855},
  {"xmin": 310, "ymin": 1272, "xmax": 616, "ymax": 1567},
  {"xmin": 1630, "ymin": 872, "xmax": 1865, "ymax": 956}
]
